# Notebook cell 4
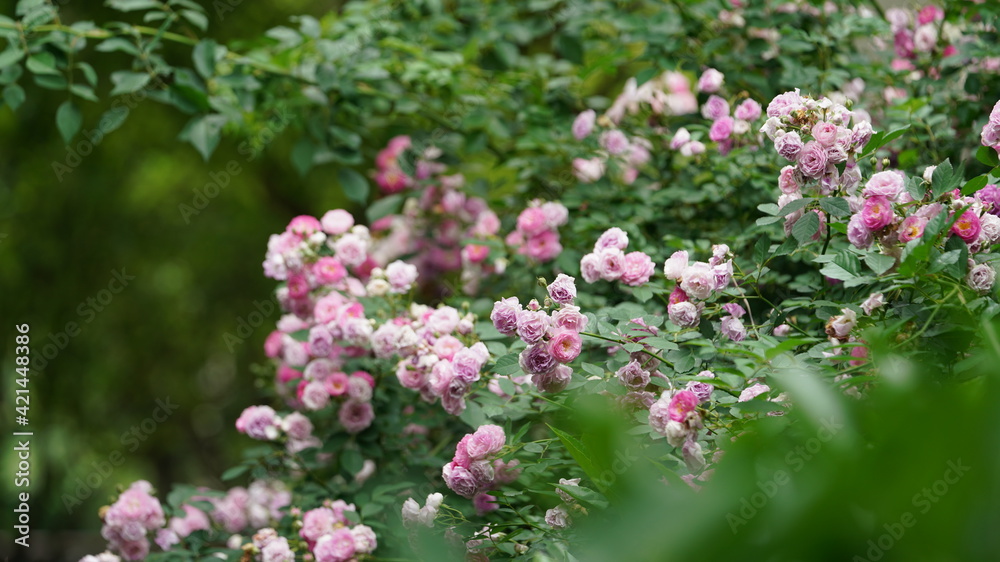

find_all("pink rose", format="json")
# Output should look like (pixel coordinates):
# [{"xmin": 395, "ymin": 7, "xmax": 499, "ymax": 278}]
[
  {"xmin": 466, "ymin": 425, "xmax": 506, "ymax": 459},
  {"xmin": 548, "ymin": 329, "xmax": 582, "ymax": 363},
  {"xmin": 860, "ymin": 196, "xmax": 895, "ymax": 231},
  {"xmin": 621, "ymin": 251, "xmax": 655, "ymax": 286},
  {"xmin": 572, "ymin": 109, "xmax": 596, "ymax": 140},
  {"xmin": 796, "ymin": 141, "xmax": 828, "ymax": 179},
  {"xmin": 863, "ymin": 171, "xmax": 905, "ymax": 199}
]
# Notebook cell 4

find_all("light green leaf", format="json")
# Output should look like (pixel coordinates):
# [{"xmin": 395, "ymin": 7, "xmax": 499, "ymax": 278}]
[{"xmin": 56, "ymin": 101, "xmax": 81, "ymax": 143}]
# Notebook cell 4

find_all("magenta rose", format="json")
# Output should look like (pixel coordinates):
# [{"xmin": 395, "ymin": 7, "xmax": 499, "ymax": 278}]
[{"xmin": 860, "ymin": 196, "xmax": 895, "ymax": 231}]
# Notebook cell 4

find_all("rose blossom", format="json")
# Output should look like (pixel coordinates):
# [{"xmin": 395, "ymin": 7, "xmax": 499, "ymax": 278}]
[
  {"xmin": 697, "ymin": 68, "xmax": 724, "ymax": 93},
  {"xmin": 778, "ymin": 165, "xmax": 801, "ymax": 194},
  {"xmin": 898, "ymin": 215, "xmax": 928, "ymax": 242},
  {"xmin": 621, "ymin": 251, "xmax": 655, "ymax": 286},
  {"xmin": 580, "ymin": 252, "xmax": 602, "ymax": 283},
  {"xmin": 861, "ymin": 293, "xmax": 885, "ymax": 315},
  {"xmin": 863, "ymin": 171, "xmax": 905, "ymax": 200},
  {"xmin": 466, "ymin": 425, "xmax": 506, "ymax": 459},
  {"xmin": 616, "ymin": 359, "xmax": 650, "ymax": 390},
  {"xmin": 668, "ymin": 301, "xmax": 701, "ymax": 328},
  {"xmin": 490, "ymin": 297, "xmax": 521, "ymax": 335},
  {"xmin": 967, "ymin": 263, "xmax": 996, "ymax": 294},
  {"xmin": 734, "ymin": 99, "xmax": 762, "ymax": 121},
  {"xmin": 597, "ymin": 248, "xmax": 626, "ymax": 280},
  {"xmin": 600, "ymin": 130, "xmax": 630, "ymax": 154},
  {"xmin": 552, "ymin": 304, "xmax": 589, "ymax": 332},
  {"xmin": 951, "ymin": 210, "xmax": 981, "ymax": 243},
  {"xmin": 701, "ymin": 95, "xmax": 730, "ymax": 120},
  {"xmin": 680, "ymin": 262, "xmax": 715, "ymax": 300},
  {"xmin": 519, "ymin": 343, "xmax": 558, "ymax": 375},
  {"xmin": 668, "ymin": 390, "xmax": 698, "ymax": 422},
  {"xmin": 860, "ymin": 196, "xmax": 894, "ymax": 231},
  {"xmin": 236, "ymin": 406, "xmax": 280, "ymax": 440},
  {"xmin": 826, "ymin": 308, "xmax": 858, "ymax": 338},
  {"xmin": 338, "ymin": 400, "xmax": 374, "ymax": 433},
  {"xmin": 595, "ymin": 227, "xmax": 629, "ymax": 251},
  {"xmin": 663, "ymin": 250, "xmax": 689, "ymax": 280},
  {"xmin": 797, "ymin": 141, "xmax": 829, "ymax": 179},
  {"xmin": 774, "ymin": 132, "xmax": 803, "ymax": 161},
  {"xmin": 847, "ymin": 214, "xmax": 874, "ymax": 248},
  {"xmin": 549, "ymin": 329, "xmax": 582, "ymax": 363},
  {"xmin": 738, "ymin": 383, "xmax": 770, "ymax": 402},
  {"xmin": 547, "ymin": 273, "xmax": 577, "ymax": 304},
  {"xmin": 670, "ymin": 127, "xmax": 691, "ymax": 150},
  {"xmin": 709, "ymin": 116, "xmax": 734, "ymax": 142},
  {"xmin": 313, "ymin": 528, "xmax": 355, "ymax": 562},
  {"xmin": 572, "ymin": 109, "xmax": 596, "ymax": 140},
  {"xmin": 811, "ymin": 121, "xmax": 840, "ymax": 147},
  {"xmin": 516, "ymin": 309, "xmax": 550, "ymax": 344}
]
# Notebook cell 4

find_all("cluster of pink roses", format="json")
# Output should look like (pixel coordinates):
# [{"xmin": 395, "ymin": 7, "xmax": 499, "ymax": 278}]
[
  {"xmin": 369, "ymin": 303, "xmax": 487, "ymax": 416},
  {"xmin": 761, "ymin": 90, "xmax": 873, "ymax": 238},
  {"xmin": 884, "ymin": 5, "xmax": 957, "ymax": 73},
  {"xmin": 379, "ymin": 168, "xmax": 505, "ymax": 291},
  {"xmin": 86, "ymin": 479, "xmax": 291, "ymax": 560},
  {"xmin": 442, "ymin": 425, "xmax": 520, "ymax": 513},
  {"xmin": 208, "ymin": 480, "xmax": 291, "ymax": 536},
  {"xmin": 844, "ymin": 170, "xmax": 998, "ymax": 294},
  {"xmin": 297, "ymin": 501, "xmax": 378, "ymax": 562},
  {"xmin": 579, "ymin": 227, "xmax": 655, "ymax": 286},
  {"xmin": 491, "ymin": 274, "xmax": 588, "ymax": 393},
  {"xmin": 663, "ymin": 245, "xmax": 734, "ymax": 329},
  {"xmin": 648, "ymin": 388, "xmax": 706, "ymax": 468},
  {"xmin": 97, "ymin": 481, "xmax": 166, "ymax": 560},
  {"xmin": 373, "ymin": 134, "xmax": 415, "ymax": 193},
  {"xmin": 236, "ymin": 406, "xmax": 329, "ymax": 452},
  {"xmin": 505, "ymin": 199, "xmax": 569, "ymax": 263},
  {"xmin": 571, "ymin": 116, "xmax": 653, "ymax": 185},
  {"xmin": 690, "ymin": 68, "xmax": 764, "ymax": 155}
]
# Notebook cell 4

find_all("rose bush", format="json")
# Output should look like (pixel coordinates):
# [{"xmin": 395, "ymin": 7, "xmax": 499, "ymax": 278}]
[{"xmin": 12, "ymin": 0, "xmax": 994, "ymax": 560}]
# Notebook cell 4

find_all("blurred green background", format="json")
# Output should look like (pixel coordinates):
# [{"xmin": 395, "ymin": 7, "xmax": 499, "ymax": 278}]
[{"xmin": 0, "ymin": 2, "xmax": 365, "ymax": 559}]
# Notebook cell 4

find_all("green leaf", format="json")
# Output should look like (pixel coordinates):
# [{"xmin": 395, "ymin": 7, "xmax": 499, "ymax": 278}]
[
  {"xmin": 778, "ymin": 197, "xmax": 813, "ymax": 217},
  {"xmin": 492, "ymin": 353, "xmax": 522, "ymax": 376},
  {"xmin": 976, "ymin": 145, "xmax": 1000, "ymax": 168},
  {"xmin": 95, "ymin": 37, "xmax": 141, "ymax": 56},
  {"xmin": 818, "ymin": 251, "xmax": 860, "ymax": 281},
  {"xmin": 26, "ymin": 52, "xmax": 58, "ymax": 75},
  {"xmin": 753, "ymin": 236, "xmax": 770, "ymax": 266},
  {"xmin": 819, "ymin": 197, "xmax": 851, "ymax": 217},
  {"xmin": 98, "ymin": 106, "xmax": 129, "ymax": 134},
  {"xmin": 862, "ymin": 124, "xmax": 910, "ymax": 156},
  {"xmin": 631, "ymin": 285, "xmax": 653, "ymax": 302},
  {"xmin": 931, "ymin": 158, "xmax": 964, "ymax": 199},
  {"xmin": 56, "ymin": 101, "xmax": 81, "ymax": 143},
  {"xmin": 70, "ymin": 84, "xmax": 99, "ymax": 102},
  {"xmin": 107, "ymin": 0, "xmax": 162, "ymax": 11},
  {"xmin": 963, "ymin": 175, "xmax": 989, "ymax": 196},
  {"xmin": 192, "ymin": 39, "xmax": 216, "ymax": 79},
  {"xmin": 220, "ymin": 464, "xmax": 249, "ymax": 481},
  {"xmin": 581, "ymin": 362, "xmax": 604, "ymax": 377},
  {"xmin": 181, "ymin": 9, "xmax": 208, "ymax": 31},
  {"xmin": 791, "ymin": 211, "xmax": 820, "ymax": 244},
  {"xmin": 3, "ymin": 84, "xmax": 25, "ymax": 110},
  {"xmin": 338, "ymin": 168, "xmax": 369, "ymax": 204},
  {"xmin": 864, "ymin": 252, "xmax": 896, "ymax": 276},
  {"xmin": 365, "ymin": 194, "xmax": 404, "ymax": 223},
  {"xmin": 547, "ymin": 425, "xmax": 604, "ymax": 493},
  {"xmin": 110, "ymin": 71, "xmax": 151, "ymax": 95},
  {"xmin": 182, "ymin": 113, "xmax": 226, "ymax": 160},
  {"xmin": 340, "ymin": 448, "xmax": 364, "ymax": 474},
  {"xmin": 0, "ymin": 48, "xmax": 24, "ymax": 69}
]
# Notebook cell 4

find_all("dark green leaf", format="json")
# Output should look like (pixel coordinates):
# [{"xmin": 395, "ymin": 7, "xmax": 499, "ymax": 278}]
[
  {"xmin": 338, "ymin": 168, "xmax": 369, "ymax": 204},
  {"xmin": 791, "ymin": 211, "xmax": 820, "ymax": 244},
  {"xmin": 3, "ymin": 84, "xmax": 24, "ymax": 110},
  {"xmin": 962, "ymin": 175, "xmax": 989, "ymax": 196},
  {"xmin": 976, "ymin": 145, "xmax": 999, "ymax": 168},
  {"xmin": 0, "ymin": 48, "xmax": 25, "ymax": 68},
  {"xmin": 182, "ymin": 113, "xmax": 226, "ymax": 160},
  {"xmin": 192, "ymin": 39, "xmax": 216, "ymax": 79},
  {"xmin": 864, "ymin": 252, "xmax": 896, "ymax": 276},
  {"xmin": 365, "ymin": 194, "xmax": 404, "ymax": 223},
  {"xmin": 110, "ymin": 71, "xmax": 151, "ymax": 95},
  {"xmin": 931, "ymin": 158, "xmax": 964, "ymax": 199},
  {"xmin": 56, "ymin": 101, "xmax": 81, "ymax": 143},
  {"xmin": 819, "ymin": 197, "xmax": 851, "ymax": 217}
]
